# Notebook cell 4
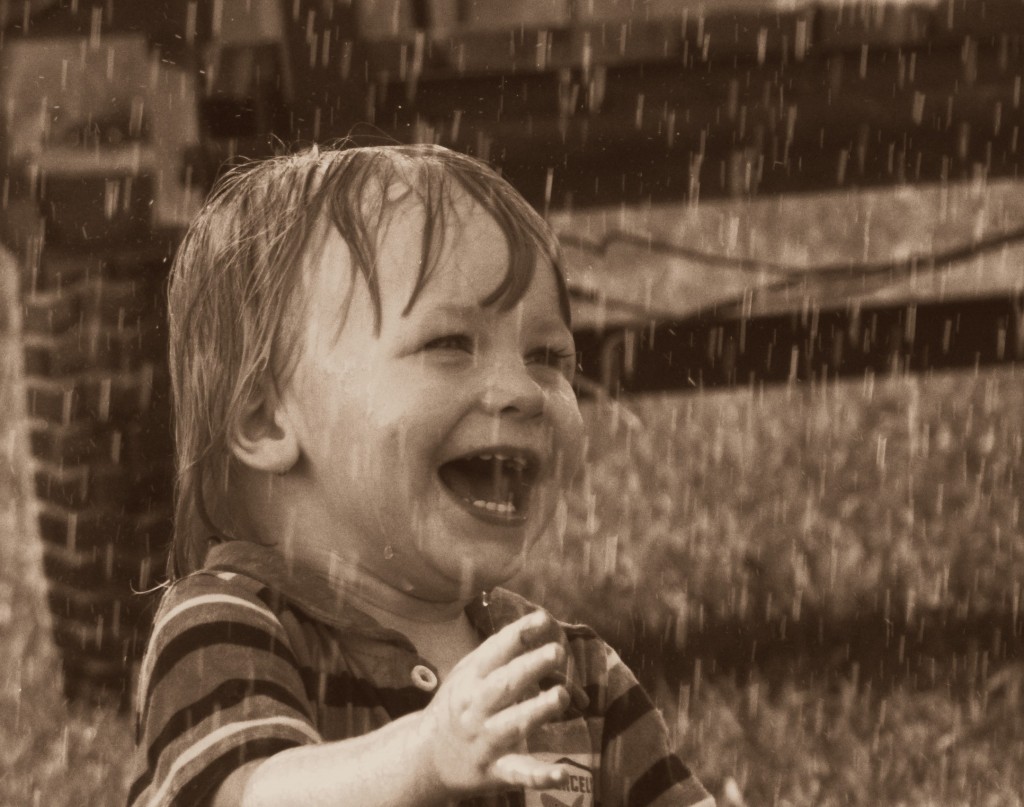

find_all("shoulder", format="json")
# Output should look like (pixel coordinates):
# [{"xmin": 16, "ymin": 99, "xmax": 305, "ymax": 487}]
[
  {"xmin": 146, "ymin": 568, "xmax": 290, "ymax": 652},
  {"xmin": 129, "ymin": 571, "xmax": 320, "ymax": 807},
  {"xmin": 136, "ymin": 570, "xmax": 299, "ymax": 717},
  {"xmin": 159, "ymin": 567, "xmax": 285, "ymax": 617}
]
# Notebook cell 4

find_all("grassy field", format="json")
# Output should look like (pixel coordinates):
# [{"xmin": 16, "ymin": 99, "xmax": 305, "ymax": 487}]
[{"xmin": 3, "ymin": 360, "xmax": 1023, "ymax": 804}]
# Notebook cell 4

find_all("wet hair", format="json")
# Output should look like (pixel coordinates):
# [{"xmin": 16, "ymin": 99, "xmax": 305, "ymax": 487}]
[{"xmin": 167, "ymin": 143, "xmax": 571, "ymax": 578}]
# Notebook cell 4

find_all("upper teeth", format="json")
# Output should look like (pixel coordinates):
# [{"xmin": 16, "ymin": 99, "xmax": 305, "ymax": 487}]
[{"xmin": 478, "ymin": 453, "xmax": 529, "ymax": 470}]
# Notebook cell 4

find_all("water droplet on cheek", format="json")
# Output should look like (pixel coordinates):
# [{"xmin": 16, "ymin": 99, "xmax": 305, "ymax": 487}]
[{"xmin": 383, "ymin": 544, "xmax": 395, "ymax": 560}]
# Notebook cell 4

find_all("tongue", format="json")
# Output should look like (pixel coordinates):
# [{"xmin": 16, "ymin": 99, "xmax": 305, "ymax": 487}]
[{"xmin": 439, "ymin": 457, "xmax": 520, "ymax": 507}]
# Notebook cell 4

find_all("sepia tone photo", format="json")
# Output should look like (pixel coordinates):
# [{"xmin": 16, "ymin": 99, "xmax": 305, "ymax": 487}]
[{"xmin": 1, "ymin": 1, "xmax": 1022, "ymax": 804}]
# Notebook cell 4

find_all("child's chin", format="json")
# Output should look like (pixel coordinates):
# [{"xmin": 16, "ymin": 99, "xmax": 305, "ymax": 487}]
[{"xmin": 449, "ymin": 554, "xmax": 523, "ymax": 596}]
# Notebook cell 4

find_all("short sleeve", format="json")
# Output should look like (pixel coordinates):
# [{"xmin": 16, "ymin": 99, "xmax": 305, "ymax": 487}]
[
  {"xmin": 596, "ymin": 645, "xmax": 713, "ymax": 807},
  {"xmin": 126, "ymin": 572, "xmax": 322, "ymax": 807}
]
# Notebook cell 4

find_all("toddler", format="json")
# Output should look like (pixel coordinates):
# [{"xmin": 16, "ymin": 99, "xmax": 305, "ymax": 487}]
[{"xmin": 128, "ymin": 144, "xmax": 713, "ymax": 807}]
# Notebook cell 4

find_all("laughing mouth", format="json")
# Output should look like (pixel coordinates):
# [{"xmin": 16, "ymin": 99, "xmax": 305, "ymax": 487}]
[{"xmin": 437, "ymin": 449, "xmax": 540, "ymax": 520}]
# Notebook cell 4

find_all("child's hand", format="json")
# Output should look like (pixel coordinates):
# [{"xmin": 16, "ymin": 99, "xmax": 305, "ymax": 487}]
[{"xmin": 416, "ymin": 610, "xmax": 570, "ymax": 798}]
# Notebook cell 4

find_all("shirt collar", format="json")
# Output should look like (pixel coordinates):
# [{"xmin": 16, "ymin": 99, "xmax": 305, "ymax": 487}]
[
  {"xmin": 203, "ymin": 538, "xmax": 403, "ymax": 642},
  {"xmin": 464, "ymin": 589, "xmax": 591, "ymax": 715},
  {"xmin": 202, "ymin": 538, "xmax": 590, "ymax": 713}
]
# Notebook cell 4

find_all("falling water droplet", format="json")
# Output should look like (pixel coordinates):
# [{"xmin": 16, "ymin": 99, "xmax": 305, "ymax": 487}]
[{"xmin": 480, "ymin": 590, "xmax": 490, "ymax": 607}]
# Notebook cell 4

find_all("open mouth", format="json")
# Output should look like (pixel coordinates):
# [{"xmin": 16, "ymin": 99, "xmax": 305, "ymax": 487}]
[{"xmin": 437, "ymin": 449, "xmax": 540, "ymax": 521}]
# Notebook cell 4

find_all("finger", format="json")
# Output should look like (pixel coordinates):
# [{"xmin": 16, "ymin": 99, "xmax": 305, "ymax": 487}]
[
  {"xmin": 491, "ymin": 753, "xmax": 567, "ymax": 790},
  {"xmin": 514, "ymin": 610, "xmax": 562, "ymax": 648},
  {"xmin": 466, "ymin": 611, "xmax": 561, "ymax": 677},
  {"xmin": 484, "ymin": 685, "xmax": 569, "ymax": 748},
  {"xmin": 478, "ymin": 642, "xmax": 565, "ymax": 713}
]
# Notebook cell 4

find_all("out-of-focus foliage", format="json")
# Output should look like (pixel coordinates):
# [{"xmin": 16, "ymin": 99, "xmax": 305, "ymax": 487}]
[
  {"xmin": 673, "ymin": 664, "xmax": 1024, "ymax": 805},
  {"xmin": 520, "ymin": 367, "xmax": 1023, "ymax": 641}
]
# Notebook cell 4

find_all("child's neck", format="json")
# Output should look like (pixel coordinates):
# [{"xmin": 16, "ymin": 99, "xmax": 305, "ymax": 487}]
[
  {"xmin": 345, "ymin": 571, "xmax": 469, "ymax": 623},
  {"xmin": 353, "ymin": 591, "xmax": 482, "ymax": 681}
]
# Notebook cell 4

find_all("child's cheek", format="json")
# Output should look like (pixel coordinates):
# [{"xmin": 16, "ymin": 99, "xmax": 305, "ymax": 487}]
[{"xmin": 316, "ymin": 358, "xmax": 393, "ymax": 427}]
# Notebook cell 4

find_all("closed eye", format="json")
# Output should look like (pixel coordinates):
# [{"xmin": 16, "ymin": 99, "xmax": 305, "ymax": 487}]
[
  {"xmin": 423, "ymin": 333, "xmax": 475, "ymax": 353},
  {"xmin": 527, "ymin": 346, "xmax": 577, "ymax": 370}
]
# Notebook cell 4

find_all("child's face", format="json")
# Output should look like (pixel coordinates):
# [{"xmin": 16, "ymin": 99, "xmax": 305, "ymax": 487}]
[{"xmin": 278, "ymin": 192, "xmax": 585, "ymax": 602}]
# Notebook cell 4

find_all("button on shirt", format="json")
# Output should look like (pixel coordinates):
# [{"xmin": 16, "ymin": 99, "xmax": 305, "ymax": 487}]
[
  {"xmin": 411, "ymin": 664, "xmax": 439, "ymax": 692},
  {"xmin": 128, "ymin": 540, "xmax": 712, "ymax": 807}
]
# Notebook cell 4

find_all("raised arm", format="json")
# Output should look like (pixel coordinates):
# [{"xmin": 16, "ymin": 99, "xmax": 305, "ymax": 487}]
[{"xmin": 211, "ymin": 610, "xmax": 571, "ymax": 807}]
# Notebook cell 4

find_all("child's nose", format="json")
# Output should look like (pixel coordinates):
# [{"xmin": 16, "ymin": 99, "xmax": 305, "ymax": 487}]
[{"xmin": 479, "ymin": 361, "xmax": 545, "ymax": 419}]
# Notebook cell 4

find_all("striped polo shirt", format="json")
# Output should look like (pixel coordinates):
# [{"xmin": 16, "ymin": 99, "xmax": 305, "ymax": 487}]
[{"xmin": 128, "ymin": 540, "xmax": 712, "ymax": 807}]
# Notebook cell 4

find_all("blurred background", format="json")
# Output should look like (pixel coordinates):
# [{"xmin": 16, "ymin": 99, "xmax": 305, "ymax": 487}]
[{"xmin": 1, "ymin": 0, "xmax": 1023, "ymax": 803}]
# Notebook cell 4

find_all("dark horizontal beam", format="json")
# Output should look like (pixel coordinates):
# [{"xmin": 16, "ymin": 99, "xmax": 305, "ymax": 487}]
[
  {"xmin": 621, "ymin": 600, "xmax": 1023, "ymax": 698},
  {"xmin": 574, "ymin": 294, "xmax": 1024, "ymax": 393},
  {"xmin": 354, "ymin": 42, "xmax": 1024, "ymax": 207}
]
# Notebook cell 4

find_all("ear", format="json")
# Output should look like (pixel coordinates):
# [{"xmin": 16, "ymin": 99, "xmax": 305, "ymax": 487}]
[{"xmin": 228, "ymin": 381, "xmax": 300, "ymax": 474}]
